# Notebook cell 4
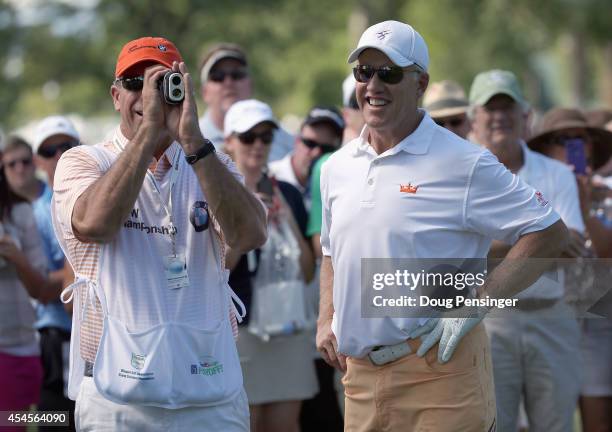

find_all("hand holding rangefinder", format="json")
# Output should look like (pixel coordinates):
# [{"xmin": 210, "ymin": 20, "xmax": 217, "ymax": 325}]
[{"xmin": 158, "ymin": 71, "xmax": 185, "ymax": 105}]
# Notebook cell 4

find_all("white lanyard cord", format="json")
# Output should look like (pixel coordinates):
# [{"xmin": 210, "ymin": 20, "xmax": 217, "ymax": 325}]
[{"xmin": 114, "ymin": 137, "xmax": 182, "ymax": 255}]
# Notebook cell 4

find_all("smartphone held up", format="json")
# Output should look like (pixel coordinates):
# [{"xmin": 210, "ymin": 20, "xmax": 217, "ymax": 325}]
[{"xmin": 564, "ymin": 137, "xmax": 587, "ymax": 175}]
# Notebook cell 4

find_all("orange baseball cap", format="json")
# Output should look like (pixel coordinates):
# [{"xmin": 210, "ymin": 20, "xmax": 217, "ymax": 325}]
[{"xmin": 115, "ymin": 37, "xmax": 183, "ymax": 78}]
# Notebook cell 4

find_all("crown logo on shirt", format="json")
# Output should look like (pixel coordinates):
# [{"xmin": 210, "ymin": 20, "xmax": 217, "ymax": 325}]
[{"xmin": 400, "ymin": 183, "xmax": 419, "ymax": 194}]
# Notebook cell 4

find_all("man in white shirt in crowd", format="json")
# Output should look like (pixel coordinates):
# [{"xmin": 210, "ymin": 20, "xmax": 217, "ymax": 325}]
[
  {"xmin": 469, "ymin": 69, "xmax": 586, "ymax": 432},
  {"xmin": 268, "ymin": 106, "xmax": 344, "ymax": 209},
  {"xmin": 198, "ymin": 43, "xmax": 293, "ymax": 161},
  {"xmin": 316, "ymin": 20, "xmax": 568, "ymax": 432}
]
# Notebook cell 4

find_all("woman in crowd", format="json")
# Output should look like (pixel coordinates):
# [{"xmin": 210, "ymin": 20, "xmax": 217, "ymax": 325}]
[
  {"xmin": 0, "ymin": 136, "xmax": 49, "ymax": 430},
  {"xmin": 224, "ymin": 99, "xmax": 317, "ymax": 432},
  {"xmin": 527, "ymin": 108, "xmax": 612, "ymax": 432}
]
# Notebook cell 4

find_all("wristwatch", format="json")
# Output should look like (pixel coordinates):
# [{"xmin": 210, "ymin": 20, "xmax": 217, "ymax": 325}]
[{"xmin": 185, "ymin": 139, "xmax": 215, "ymax": 165}]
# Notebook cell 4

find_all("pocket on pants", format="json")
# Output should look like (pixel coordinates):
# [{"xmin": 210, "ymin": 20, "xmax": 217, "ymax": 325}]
[{"xmin": 421, "ymin": 327, "xmax": 481, "ymax": 374}]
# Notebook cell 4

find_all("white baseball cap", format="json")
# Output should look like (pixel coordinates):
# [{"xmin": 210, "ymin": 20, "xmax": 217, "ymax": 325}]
[
  {"xmin": 224, "ymin": 99, "xmax": 279, "ymax": 138},
  {"xmin": 342, "ymin": 73, "xmax": 357, "ymax": 107},
  {"xmin": 33, "ymin": 115, "xmax": 80, "ymax": 153},
  {"xmin": 347, "ymin": 20, "xmax": 429, "ymax": 71}
]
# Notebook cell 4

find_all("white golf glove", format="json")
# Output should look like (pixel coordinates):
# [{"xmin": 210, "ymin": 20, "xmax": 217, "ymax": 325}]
[{"xmin": 408, "ymin": 306, "xmax": 488, "ymax": 364}]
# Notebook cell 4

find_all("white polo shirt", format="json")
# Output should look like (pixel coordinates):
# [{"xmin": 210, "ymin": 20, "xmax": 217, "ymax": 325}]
[
  {"xmin": 320, "ymin": 112, "xmax": 560, "ymax": 358},
  {"xmin": 514, "ymin": 142, "xmax": 584, "ymax": 299}
]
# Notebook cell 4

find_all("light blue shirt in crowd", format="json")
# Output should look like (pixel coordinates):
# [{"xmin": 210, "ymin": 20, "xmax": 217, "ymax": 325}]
[{"xmin": 32, "ymin": 182, "xmax": 71, "ymax": 332}]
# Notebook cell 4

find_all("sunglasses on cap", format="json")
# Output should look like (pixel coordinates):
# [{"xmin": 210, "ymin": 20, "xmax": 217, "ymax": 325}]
[
  {"xmin": 435, "ymin": 117, "xmax": 466, "ymax": 128},
  {"xmin": 209, "ymin": 69, "xmax": 248, "ymax": 83},
  {"xmin": 237, "ymin": 130, "xmax": 274, "ymax": 145},
  {"xmin": 38, "ymin": 141, "xmax": 77, "ymax": 158},
  {"xmin": 301, "ymin": 137, "xmax": 337, "ymax": 154},
  {"xmin": 4, "ymin": 157, "xmax": 33, "ymax": 169},
  {"xmin": 116, "ymin": 76, "xmax": 145, "ymax": 92},
  {"xmin": 353, "ymin": 65, "xmax": 420, "ymax": 85}
]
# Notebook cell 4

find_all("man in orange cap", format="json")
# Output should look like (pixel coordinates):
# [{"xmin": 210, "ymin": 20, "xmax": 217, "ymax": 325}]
[{"xmin": 51, "ymin": 36, "xmax": 266, "ymax": 430}]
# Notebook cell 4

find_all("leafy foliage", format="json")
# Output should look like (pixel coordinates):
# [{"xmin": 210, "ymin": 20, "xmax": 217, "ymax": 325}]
[{"xmin": 1, "ymin": 0, "xmax": 610, "ymax": 130}]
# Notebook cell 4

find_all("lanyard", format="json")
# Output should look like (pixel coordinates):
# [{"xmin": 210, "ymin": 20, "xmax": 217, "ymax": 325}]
[{"xmin": 114, "ymin": 137, "xmax": 182, "ymax": 256}]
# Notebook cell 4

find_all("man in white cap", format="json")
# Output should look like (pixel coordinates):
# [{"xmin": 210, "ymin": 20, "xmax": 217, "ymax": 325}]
[
  {"xmin": 469, "ymin": 70, "xmax": 586, "ymax": 432},
  {"xmin": 423, "ymin": 80, "xmax": 470, "ymax": 139},
  {"xmin": 316, "ymin": 20, "xmax": 568, "ymax": 431},
  {"xmin": 198, "ymin": 42, "xmax": 293, "ymax": 161},
  {"xmin": 269, "ymin": 105, "xmax": 344, "ymax": 210},
  {"xmin": 3, "ymin": 115, "xmax": 79, "ymax": 429}
]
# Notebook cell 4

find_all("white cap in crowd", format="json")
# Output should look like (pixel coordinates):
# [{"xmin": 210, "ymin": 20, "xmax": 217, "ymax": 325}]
[
  {"xmin": 348, "ymin": 20, "xmax": 429, "ymax": 71},
  {"xmin": 224, "ymin": 99, "xmax": 279, "ymax": 137},
  {"xmin": 33, "ymin": 115, "xmax": 79, "ymax": 153}
]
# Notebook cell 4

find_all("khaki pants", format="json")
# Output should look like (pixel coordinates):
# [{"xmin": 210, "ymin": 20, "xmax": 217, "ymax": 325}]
[{"xmin": 343, "ymin": 323, "xmax": 496, "ymax": 432}]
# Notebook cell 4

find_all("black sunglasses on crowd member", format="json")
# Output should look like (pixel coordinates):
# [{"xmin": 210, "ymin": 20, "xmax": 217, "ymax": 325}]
[
  {"xmin": 301, "ymin": 137, "xmax": 337, "ymax": 154},
  {"xmin": 208, "ymin": 69, "xmax": 248, "ymax": 83},
  {"xmin": 435, "ymin": 117, "xmax": 466, "ymax": 128},
  {"xmin": 37, "ymin": 141, "xmax": 78, "ymax": 158},
  {"xmin": 237, "ymin": 130, "xmax": 274, "ymax": 145},
  {"xmin": 353, "ymin": 65, "xmax": 420, "ymax": 85}
]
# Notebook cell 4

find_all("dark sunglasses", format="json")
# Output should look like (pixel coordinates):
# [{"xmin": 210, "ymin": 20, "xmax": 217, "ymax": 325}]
[
  {"xmin": 116, "ymin": 76, "xmax": 144, "ymax": 92},
  {"xmin": 435, "ymin": 117, "xmax": 466, "ymax": 128},
  {"xmin": 237, "ymin": 130, "xmax": 274, "ymax": 145},
  {"xmin": 209, "ymin": 69, "xmax": 248, "ymax": 83},
  {"xmin": 301, "ymin": 137, "xmax": 337, "ymax": 154},
  {"xmin": 353, "ymin": 65, "xmax": 419, "ymax": 85},
  {"xmin": 38, "ymin": 141, "xmax": 77, "ymax": 158},
  {"xmin": 5, "ymin": 157, "xmax": 33, "ymax": 169}
]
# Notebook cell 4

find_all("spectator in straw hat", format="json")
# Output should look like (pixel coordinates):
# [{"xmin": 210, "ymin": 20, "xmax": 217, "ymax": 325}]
[
  {"xmin": 528, "ymin": 106, "xmax": 612, "ymax": 432},
  {"xmin": 423, "ymin": 80, "xmax": 470, "ymax": 139}
]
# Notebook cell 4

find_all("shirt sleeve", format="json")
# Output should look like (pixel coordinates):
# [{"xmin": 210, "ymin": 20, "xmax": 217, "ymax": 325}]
[
  {"xmin": 464, "ymin": 151, "xmax": 560, "ymax": 244},
  {"xmin": 320, "ymin": 159, "xmax": 332, "ymax": 257},
  {"xmin": 306, "ymin": 156, "xmax": 325, "ymax": 237},
  {"xmin": 52, "ymin": 147, "xmax": 104, "ymax": 240}
]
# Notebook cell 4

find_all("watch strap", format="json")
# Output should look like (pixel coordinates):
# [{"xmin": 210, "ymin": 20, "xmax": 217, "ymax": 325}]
[{"xmin": 185, "ymin": 139, "xmax": 215, "ymax": 165}]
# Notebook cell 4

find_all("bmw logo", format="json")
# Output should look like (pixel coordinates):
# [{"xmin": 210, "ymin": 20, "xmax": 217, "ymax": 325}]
[
  {"xmin": 158, "ymin": 44, "xmax": 167, "ymax": 52},
  {"xmin": 190, "ymin": 201, "xmax": 210, "ymax": 232}
]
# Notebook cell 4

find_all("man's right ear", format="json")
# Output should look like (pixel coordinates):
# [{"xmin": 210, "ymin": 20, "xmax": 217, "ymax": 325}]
[{"xmin": 110, "ymin": 85, "xmax": 121, "ymax": 111}]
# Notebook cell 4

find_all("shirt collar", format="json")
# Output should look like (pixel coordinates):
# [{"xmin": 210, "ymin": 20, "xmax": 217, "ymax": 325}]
[{"xmin": 352, "ymin": 109, "xmax": 435, "ymax": 157}]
